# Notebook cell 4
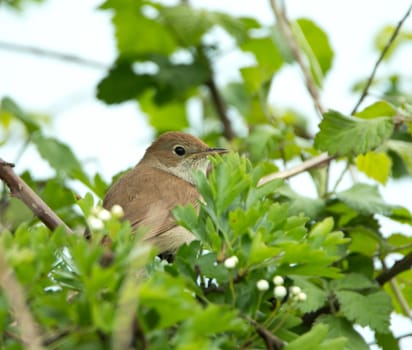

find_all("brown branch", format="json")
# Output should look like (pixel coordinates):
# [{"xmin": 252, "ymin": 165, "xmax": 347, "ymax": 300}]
[
  {"xmin": 0, "ymin": 246, "xmax": 44, "ymax": 350},
  {"xmin": 351, "ymin": 3, "xmax": 412, "ymax": 115},
  {"xmin": 258, "ymin": 153, "xmax": 333, "ymax": 186},
  {"xmin": 245, "ymin": 316, "xmax": 284, "ymax": 350},
  {"xmin": 376, "ymin": 251, "xmax": 412, "ymax": 286},
  {"xmin": 206, "ymin": 78, "xmax": 235, "ymax": 140},
  {"xmin": 0, "ymin": 159, "xmax": 73, "ymax": 233},
  {"xmin": 0, "ymin": 40, "xmax": 108, "ymax": 69},
  {"xmin": 269, "ymin": 0, "xmax": 325, "ymax": 116}
]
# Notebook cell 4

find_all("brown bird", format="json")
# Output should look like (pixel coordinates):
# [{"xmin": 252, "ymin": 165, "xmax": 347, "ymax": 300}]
[{"xmin": 103, "ymin": 132, "xmax": 227, "ymax": 255}]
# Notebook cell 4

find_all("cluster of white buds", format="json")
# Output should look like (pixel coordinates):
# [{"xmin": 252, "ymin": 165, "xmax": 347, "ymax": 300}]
[
  {"xmin": 87, "ymin": 204, "xmax": 124, "ymax": 230},
  {"xmin": 224, "ymin": 255, "xmax": 239, "ymax": 269},
  {"xmin": 255, "ymin": 275, "xmax": 307, "ymax": 303},
  {"xmin": 289, "ymin": 285, "xmax": 307, "ymax": 302}
]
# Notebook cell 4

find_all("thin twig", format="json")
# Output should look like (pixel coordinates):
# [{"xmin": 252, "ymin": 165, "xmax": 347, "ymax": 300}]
[
  {"xmin": 269, "ymin": 0, "xmax": 325, "ymax": 116},
  {"xmin": 351, "ymin": 3, "xmax": 412, "ymax": 115},
  {"xmin": 0, "ymin": 40, "xmax": 108, "ymax": 69},
  {"xmin": 0, "ymin": 246, "xmax": 44, "ymax": 350},
  {"xmin": 376, "ymin": 251, "xmax": 412, "ymax": 286},
  {"xmin": 206, "ymin": 78, "xmax": 235, "ymax": 140},
  {"xmin": 0, "ymin": 159, "xmax": 73, "ymax": 233},
  {"xmin": 257, "ymin": 153, "xmax": 333, "ymax": 186}
]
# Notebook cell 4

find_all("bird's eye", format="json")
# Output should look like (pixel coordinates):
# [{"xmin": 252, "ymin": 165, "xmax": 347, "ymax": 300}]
[{"xmin": 174, "ymin": 146, "xmax": 186, "ymax": 156}]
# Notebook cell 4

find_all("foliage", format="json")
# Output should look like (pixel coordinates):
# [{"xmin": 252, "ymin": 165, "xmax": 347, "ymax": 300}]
[{"xmin": 1, "ymin": 0, "xmax": 412, "ymax": 349}]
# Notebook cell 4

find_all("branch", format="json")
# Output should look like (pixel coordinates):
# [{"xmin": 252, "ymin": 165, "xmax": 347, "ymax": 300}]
[
  {"xmin": 206, "ymin": 78, "xmax": 235, "ymax": 140},
  {"xmin": 0, "ymin": 246, "xmax": 44, "ymax": 350},
  {"xmin": 0, "ymin": 159, "xmax": 72, "ymax": 233},
  {"xmin": 0, "ymin": 40, "xmax": 108, "ymax": 69},
  {"xmin": 269, "ymin": 0, "xmax": 325, "ymax": 116},
  {"xmin": 351, "ymin": 3, "xmax": 412, "ymax": 115},
  {"xmin": 376, "ymin": 251, "xmax": 412, "ymax": 286},
  {"xmin": 258, "ymin": 153, "xmax": 333, "ymax": 186}
]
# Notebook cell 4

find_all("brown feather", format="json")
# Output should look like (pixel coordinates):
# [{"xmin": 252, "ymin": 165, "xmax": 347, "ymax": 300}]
[{"xmin": 103, "ymin": 164, "xmax": 199, "ymax": 241}]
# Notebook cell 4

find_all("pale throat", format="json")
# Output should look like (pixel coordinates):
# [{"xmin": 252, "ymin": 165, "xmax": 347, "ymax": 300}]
[{"xmin": 158, "ymin": 157, "xmax": 210, "ymax": 185}]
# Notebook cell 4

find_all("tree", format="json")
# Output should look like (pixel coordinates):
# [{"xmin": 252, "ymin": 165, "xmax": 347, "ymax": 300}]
[{"xmin": 1, "ymin": 0, "xmax": 412, "ymax": 349}]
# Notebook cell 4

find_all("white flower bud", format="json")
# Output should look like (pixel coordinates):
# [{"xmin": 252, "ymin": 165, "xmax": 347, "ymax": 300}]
[
  {"xmin": 256, "ymin": 279, "xmax": 270, "ymax": 291},
  {"xmin": 88, "ymin": 217, "xmax": 104, "ymax": 230},
  {"xmin": 111, "ymin": 204, "xmax": 124, "ymax": 218},
  {"xmin": 290, "ymin": 286, "xmax": 301, "ymax": 296},
  {"xmin": 274, "ymin": 285, "xmax": 287, "ymax": 299},
  {"xmin": 98, "ymin": 208, "xmax": 111, "ymax": 221},
  {"xmin": 224, "ymin": 256, "xmax": 239, "ymax": 269},
  {"xmin": 297, "ymin": 292, "xmax": 307, "ymax": 302},
  {"xmin": 273, "ymin": 275, "xmax": 284, "ymax": 286}
]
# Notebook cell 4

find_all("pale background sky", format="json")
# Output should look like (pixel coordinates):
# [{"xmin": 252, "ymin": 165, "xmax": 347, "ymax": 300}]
[{"xmin": 1, "ymin": 0, "xmax": 412, "ymax": 348}]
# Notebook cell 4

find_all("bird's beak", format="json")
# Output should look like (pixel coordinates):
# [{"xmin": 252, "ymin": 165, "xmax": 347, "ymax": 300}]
[{"xmin": 205, "ymin": 147, "xmax": 229, "ymax": 155}]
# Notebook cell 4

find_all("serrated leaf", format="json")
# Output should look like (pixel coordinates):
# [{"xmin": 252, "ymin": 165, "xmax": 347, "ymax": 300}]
[
  {"xmin": 317, "ymin": 315, "xmax": 369, "ymax": 350},
  {"xmin": 355, "ymin": 101, "xmax": 396, "ymax": 119},
  {"xmin": 314, "ymin": 110, "xmax": 394, "ymax": 156},
  {"xmin": 292, "ymin": 276, "xmax": 328, "ymax": 313},
  {"xmin": 335, "ymin": 290, "xmax": 392, "ymax": 333},
  {"xmin": 331, "ymin": 273, "xmax": 377, "ymax": 291},
  {"xmin": 355, "ymin": 151, "xmax": 392, "ymax": 184},
  {"xmin": 336, "ymin": 183, "xmax": 394, "ymax": 216}
]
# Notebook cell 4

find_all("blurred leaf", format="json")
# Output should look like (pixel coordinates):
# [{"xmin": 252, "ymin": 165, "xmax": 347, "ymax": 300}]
[
  {"xmin": 241, "ymin": 36, "xmax": 283, "ymax": 71},
  {"xmin": 294, "ymin": 18, "xmax": 334, "ymax": 86},
  {"xmin": 1, "ymin": 97, "xmax": 40, "ymax": 133},
  {"xmin": 314, "ymin": 110, "xmax": 394, "ymax": 156},
  {"xmin": 337, "ymin": 183, "xmax": 393, "ymax": 216},
  {"xmin": 140, "ymin": 91, "xmax": 188, "ymax": 131},
  {"xmin": 110, "ymin": 4, "xmax": 176, "ymax": 56},
  {"xmin": 387, "ymin": 140, "xmax": 412, "ymax": 174},
  {"xmin": 316, "ymin": 315, "xmax": 369, "ymax": 350},
  {"xmin": 284, "ymin": 323, "xmax": 346, "ymax": 350},
  {"xmin": 374, "ymin": 25, "xmax": 412, "ymax": 61},
  {"xmin": 375, "ymin": 332, "xmax": 400, "ymax": 350},
  {"xmin": 31, "ymin": 133, "xmax": 91, "ymax": 186},
  {"xmin": 355, "ymin": 151, "xmax": 392, "ymax": 184}
]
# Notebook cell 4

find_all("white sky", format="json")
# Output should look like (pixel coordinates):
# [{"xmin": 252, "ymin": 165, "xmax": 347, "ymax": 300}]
[{"xmin": 1, "ymin": 0, "xmax": 412, "ymax": 348}]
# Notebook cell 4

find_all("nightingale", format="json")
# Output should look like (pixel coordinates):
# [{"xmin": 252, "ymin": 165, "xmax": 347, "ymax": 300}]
[{"xmin": 103, "ymin": 132, "xmax": 227, "ymax": 255}]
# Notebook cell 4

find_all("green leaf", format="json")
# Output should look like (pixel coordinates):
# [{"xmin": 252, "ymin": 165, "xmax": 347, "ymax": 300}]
[
  {"xmin": 355, "ymin": 101, "xmax": 396, "ymax": 119},
  {"xmin": 97, "ymin": 61, "xmax": 155, "ymax": 104},
  {"xmin": 331, "ymin": 273, "xmax": 377, "ymax": 291},
  {"xmin": 314, "ymin": 110, "xmax": 394, "ymax": 156},
  {"xmin": 387, "ymin": 140, "xmax": 412, "ymax": 175},
  {"xmin": 317, "ymin": 315, "xmax": 369, "ymax": 350},
  {"xmin": 1, "ymin": 97, "xmax": 40, "ymax": 133},
  {"xmin": 139, "ymin": 91, "xmax": 188, "ymax": 131},
  {"xmin": 336, "ymin": 183, "xmax": 394, "ymax": 216},
  {"xmin": 375, "ymin": 332, "xmax": 400, "ymax": 350},
  {"xmin": 241, "ymin": 37, "xmax": 283, "ymax": 71},
  {"xmin": 31, "ymin": 133, "xmax": 90, "ymax": 185},
  {"xmin": 138, "ymin": 273, "xmax": 200, "ymax": 329},
  {"xmin": 160, "ymin": 5, "xmax": 213, "ymax": 47},
  {"xmin": 111, "ymin": 6, "xmax": 176, "ymax": 56},
  {"xmin": 355, "ymin": 151, "xmax": 392, "ymax": 184},
  {"xmin": 294, "ymin": 18, "xmax": 334, "ymax": 86},
  {"xmin": 284, "ymin": 323, "xmax": 346, "ymax": 350},
  {"xmin": 335, "ymin": 290, "xmax": 392, "ymax": 333},
  {"xmin": 292, "ymin": 276, "xmax": 328, "ymax": 313}
]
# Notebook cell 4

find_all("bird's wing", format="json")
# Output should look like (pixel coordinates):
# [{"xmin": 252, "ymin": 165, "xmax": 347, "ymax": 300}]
[{"xmin": 103, "ymin": 165, "xmax": 200, "ymax": 240}]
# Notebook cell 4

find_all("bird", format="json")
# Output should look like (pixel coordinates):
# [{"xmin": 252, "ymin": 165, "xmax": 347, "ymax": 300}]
[{"xmin": 102, "ymin": 131, "xmax": 227, "ymax": 256}]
